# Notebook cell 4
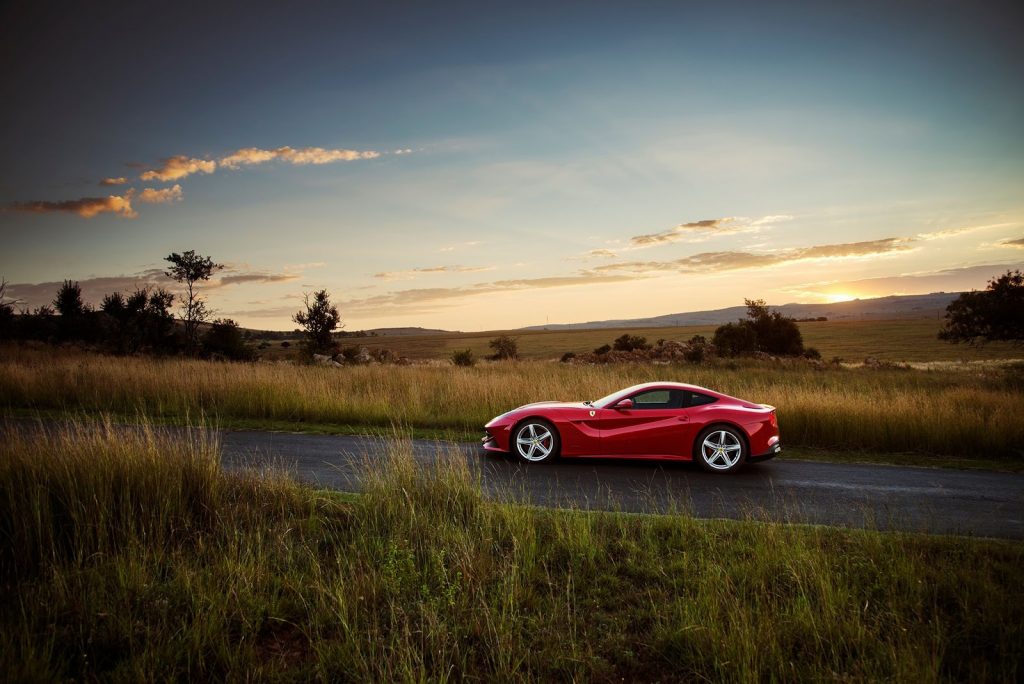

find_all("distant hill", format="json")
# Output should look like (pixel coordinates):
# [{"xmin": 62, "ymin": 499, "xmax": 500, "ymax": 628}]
[
  {"xmin": 521, "ymin": 292, "xmax": 960, "ymax": 331},
  {"xmin": 360, "ymin": 327, "xmax": 455, "ymax": 337}
]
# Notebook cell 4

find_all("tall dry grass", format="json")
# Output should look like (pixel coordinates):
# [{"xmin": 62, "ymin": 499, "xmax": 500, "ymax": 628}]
[
  {"xmin": 2, "ymin": 344, "xmax": 1023, "ymax": 458},
  {"xmin": 0, "ymin": 418, "xmax": 1021, "ymax": 680}
]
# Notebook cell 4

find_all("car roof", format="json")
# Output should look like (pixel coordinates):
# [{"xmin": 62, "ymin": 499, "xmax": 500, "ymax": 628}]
[{"xmin": 620, "ymin": 381, "xmax": 718, "ymax": 395}]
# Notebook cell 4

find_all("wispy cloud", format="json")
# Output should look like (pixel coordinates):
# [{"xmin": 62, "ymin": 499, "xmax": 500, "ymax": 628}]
[
  {"xmin": 5, "ymin": 193, "xmax": 137, "ymax": 219},
  {"xmin": 588, "ymin": 237, "xmax": 914, "ymax": 275},
  {"xmin": 219, "ymin": 146, "xmax": 380, "ymax": 169},
  {"xmin": 99, "ymin": 177, "xmax": 128, "ymax": 186},
  {"xmin": 374, "ymin": 265, "xmax": 494, "ymax": 281},
  {"xmin": 140, "ymin": 156, "xmax": 217, "ymax": 182},
  {"xmin": 915, "ymin": 221, "xmax": 1018, "ymax": 241},
  {"xmin": 341, "ymin": 272, "xmax": 639, "ymax": 315},
  {"xmin": 782, "ymin": 263, "xmax": 1024, "ymax": 299},
  {"xmin": 997, "ymin": 237, "xmax": 1024, "ymax": 249},
  {"xmin": 439, "ymin": 240, "xmax": 483, "ymax": 253},
  {"xmin": 628, "ymin": 215, "xmax": 792, "ymax": 249}
]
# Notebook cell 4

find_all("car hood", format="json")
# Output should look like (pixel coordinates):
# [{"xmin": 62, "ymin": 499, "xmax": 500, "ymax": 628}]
[{"xmin": 513, "ymin": 400, "xmax": 589, "ymax": 411}]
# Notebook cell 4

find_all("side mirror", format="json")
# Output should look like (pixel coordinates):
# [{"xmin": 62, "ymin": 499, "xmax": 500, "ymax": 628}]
[{"xmin": 614, "ymin": 398, "xmax": 633, "ymax": 410}]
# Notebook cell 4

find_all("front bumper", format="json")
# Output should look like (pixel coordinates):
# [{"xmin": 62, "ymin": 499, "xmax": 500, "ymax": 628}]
[{"xmin": 481, "ymin": 430, "xmax": 508, "ymax": 454}]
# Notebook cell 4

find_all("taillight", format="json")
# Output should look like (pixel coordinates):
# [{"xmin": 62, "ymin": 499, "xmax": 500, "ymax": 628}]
[{"xmin": 769, "ymin": 411, "xmax": 778, "ymax": 428}]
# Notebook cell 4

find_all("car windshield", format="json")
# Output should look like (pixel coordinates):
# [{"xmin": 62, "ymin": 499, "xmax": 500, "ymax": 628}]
[{"xmin": 593, "ymin": 388, "xmax": 632, "ymax": 409}]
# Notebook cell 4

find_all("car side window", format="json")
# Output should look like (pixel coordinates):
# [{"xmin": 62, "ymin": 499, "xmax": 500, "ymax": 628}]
[
  {"xmin": 686, "ymin": 392, "xmax": 717, "ymax": 407},
  {"xmin": 630, "ymin": 389, "xmax": 685, "ymax": 409}
]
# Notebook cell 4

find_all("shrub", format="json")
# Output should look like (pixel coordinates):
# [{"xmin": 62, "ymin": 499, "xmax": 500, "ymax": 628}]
[
  {"xmin": 613, "ymin": 333, "xmax": 650, "ymax": 352},
  {"xmin": 281, "ymin": 341, "xmax": 291, "ymax": 348},
  {"xmin": 684, "ymin": 335, "xmax": 710, "ymax": 364},
  {"xmin": 450, "ymin": 349, "xmax": 476, "ymax": 367},
  {"xmin": 804, "ymin": 347, "xmax": 822, "ymax": 360},
  {"xmin": 560, "ymin": 351, "xmax": 576, "ymax": 363},
  {"xmin": 593, "ymin": 344, "xmax": 612, "ymax": 355},
  {"xmin": 713, "ymin": 322, "xmax": 757, "ymax": 357},
  {"xmin": 202, "ymin": 319, "xmax": 254, "ymax": 361},
  {"xmin": 488, "ymin": 335, "xmax": 519, "ymax": 360}
]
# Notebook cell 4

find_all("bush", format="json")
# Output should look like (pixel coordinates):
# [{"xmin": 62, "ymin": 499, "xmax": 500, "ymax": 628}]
[
  {"xmin": 281, "ymin": 341, "xmax": 291, "ymax": 348},
  {"xmin": 804, "ymin": 347, "xmax": 822, "ymax": 360},
  {"xmin": 488, "ymin": 335, "xmax": 519, "ymax": 360},
  {"xmin": 202, "ymin": 319, "xmax": 254, "ymax": 361},
  {"xmin": 593, "ymin": 344, "xmax": 612, "ymax": 355},
  {"xmin": 560, "ymin": 351, "xmax": 576, "ymax": 363},
  {"xmin": 713, "ymin": 299, "xmax": 805, "ymax": 357},
  {"xmin": 684, "ymin": 335, "xmax": 710, "ymax": 364},
  {"xmin": 613, "ymin": 334, "xmax": 650, "ymax": 352},
  {"xmin": 450, "ymin": 349, "xmax": 475, "ymax": 367}
]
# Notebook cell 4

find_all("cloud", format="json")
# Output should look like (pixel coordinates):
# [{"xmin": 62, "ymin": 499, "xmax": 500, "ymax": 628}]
[
  {"xmin": 100, "ymin": 177, "xmax": 128, "ymax": 186},
  {"xmin": 439, "ymin": 240, "xmax": 483, "ymax": 253},
  {"xmin": 374, "ymin": 265, "xmax": 494, "ymax": 281},
  {"xmin": 3, "ymin": 269, "xmax": 170, "ymax": 308},
  {"xmin": 218, "ymin": 146, "xmax": 380, "ymax": 169},
  {"xmin": 782, "ymin": 263, "xmax": 1024, "ymax": 300},
  {"xmin": 572, "ymin": 248, "xmax": 618, "ymax": 260},
  {"xmin": 589, "ymin": 237, "xmax": 914, "ymax": 275},
  {"xmin": 339, "ymin": 272, "xmax": 641, "ymax": 315},
  {"xmin": 5, "ymin": 193, "xmax": 137, "ymax": 219},
  {"xmin": 137, "ymin": 184, "xmax": 183, "ymax": 204},
  {"xmin": 215, "ymin": 273, "xmax": 300, "ymax": 287},
  {"xmin": 140, "ymin": 156, "xmax": 217, "ymax": 181},
  {"xmin": 997, "ymin": 237, "xmax": 1024, "ymax": 249},
  {"xmin": 628, "ymin": 215, "xmax": 791, "ymax": 249},
  {"xmin": 916, "ymin": 222, "xmax": 1018, "ymax": 241}
]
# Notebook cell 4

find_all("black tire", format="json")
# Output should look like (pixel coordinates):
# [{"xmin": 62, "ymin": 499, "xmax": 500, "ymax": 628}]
[
  {"xmin": 694, "ymin": 425, "xmax": 747, "ymax": 473},
  {"xmin": 511, "ymin": 419, "xmax": 560, "ymax": 463}
]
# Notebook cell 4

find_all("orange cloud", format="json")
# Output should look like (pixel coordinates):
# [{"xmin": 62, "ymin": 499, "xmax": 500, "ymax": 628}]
[
  {"xmin": 100, "ymin": 176, "xmax": 128, "ymax": 186},
  {"xmin": 137, "ymin": 184, "xmax": 183, "ymax": 204},
  {"xmin": 218, "ymin": 146, "xmax": 380, "ymax": 169},
  {"xmin": 6, "ymin": 193, "xmax": 137, "ymax": 219},
  {"xmin": 140, "ymin": 156, "xmax": 216, "ymax": 181},
  {"xmin": 374, "ymin": 265, "xmax": 494, "ymax": 280}
]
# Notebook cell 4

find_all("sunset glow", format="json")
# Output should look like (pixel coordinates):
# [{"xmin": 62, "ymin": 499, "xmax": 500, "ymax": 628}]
[{"xmin": 1, "ymin": 1, "xmax": 1021, "ymax": 330}]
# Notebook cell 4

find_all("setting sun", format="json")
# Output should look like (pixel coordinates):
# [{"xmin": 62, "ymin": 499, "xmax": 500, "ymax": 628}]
[{"xmin": 825, "ymin": 292, "xmax": 859, "ymax": 303}]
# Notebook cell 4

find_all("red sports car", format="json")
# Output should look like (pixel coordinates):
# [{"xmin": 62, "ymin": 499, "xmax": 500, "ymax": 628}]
[{"xmin": 482, "ymin": 381, "xmax": 780, "ymax": 473}]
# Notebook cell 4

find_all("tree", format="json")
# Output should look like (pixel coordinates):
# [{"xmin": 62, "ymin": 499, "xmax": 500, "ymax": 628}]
[
  {"xmin": 939, "ymin": 270, "xmax": 1024, "ymax": 346},
  {"xmin": 53, "ymin": 279, "xmax": 88, "ymax": 340},
  {"xmin": 713, "ymin": 299, "xmax": 804, "ymax": 357},
  {"xmin": 293, "ymin": 289, "xmax": 341, "ymax": 356},
  {"xmin": 164, "ymin": 250, "xmax": 223, "ymax": 352},
  {"xmin": 101, "ymin": 287, "xmax": 176, "ymax": 354},
  {"xmin": 0, "ymin": 279, "xmax": 16, "ymax": 340},
  {"xmin": 489, "ymin": 335, "xmax": 519, "ymax": 360},
  {"xmin": 202, "ymin": 318, "xmax": 254, "ymax": 361}
]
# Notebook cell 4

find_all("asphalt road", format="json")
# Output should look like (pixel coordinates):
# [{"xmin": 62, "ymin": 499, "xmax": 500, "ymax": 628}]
[{"xmin": 216, "ymin": 430, "xmax": 1024, "ymax": 540}]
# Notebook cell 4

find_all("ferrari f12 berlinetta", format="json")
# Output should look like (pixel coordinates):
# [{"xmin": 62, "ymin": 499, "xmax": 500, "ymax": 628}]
[{"xmin": 482, "ymin": 382, "xmax": 780, "ymax": 473}]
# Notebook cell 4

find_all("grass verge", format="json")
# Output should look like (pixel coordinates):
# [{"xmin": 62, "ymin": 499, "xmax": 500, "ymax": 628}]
[{"xmin": 1, "ymin": 418, "xmax": 1021, "ymax": 681}]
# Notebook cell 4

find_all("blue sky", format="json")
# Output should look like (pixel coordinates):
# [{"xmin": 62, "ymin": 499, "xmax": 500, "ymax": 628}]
[{"xmin": 1, "ymin": 0, "xmax": 1021, "ymax": 330}]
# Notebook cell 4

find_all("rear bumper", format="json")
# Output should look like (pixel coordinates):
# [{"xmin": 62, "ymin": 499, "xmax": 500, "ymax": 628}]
[{"xmin": 749, "ymin": 441, "xmax": 782, "ymax": 462}]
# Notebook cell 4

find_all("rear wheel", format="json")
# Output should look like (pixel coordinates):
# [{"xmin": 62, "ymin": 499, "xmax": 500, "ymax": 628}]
[
  {"xmin": 512, "ymin": 420, "xmax": 560, "ymax": 463},
  {"xmin": 696, "ymin": 426, "xmax": 747, "ymax": 473}
]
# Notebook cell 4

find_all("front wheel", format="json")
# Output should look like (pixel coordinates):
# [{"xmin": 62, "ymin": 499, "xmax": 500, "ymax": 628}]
[
  {"xmin": 696, "ymin": 426, "xmax": 747, "ymax": 473},
  {"xmin": 512, "ymin": 420, "xmax": 560, "ymax": 463}
]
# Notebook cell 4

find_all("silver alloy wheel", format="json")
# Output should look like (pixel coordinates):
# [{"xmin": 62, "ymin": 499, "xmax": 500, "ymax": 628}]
[
  {"xmin": 515, "ymin": 422, "xmax": 554, "ymax": 462},
  {"xmin": 701, "ymin": 429, "xmax": 743, "ymax": 470}
]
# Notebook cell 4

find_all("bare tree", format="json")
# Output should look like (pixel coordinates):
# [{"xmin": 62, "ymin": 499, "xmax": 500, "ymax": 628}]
[{"xmin": 164, "ymin": 250, "xmax": 223, "ymax": 352}]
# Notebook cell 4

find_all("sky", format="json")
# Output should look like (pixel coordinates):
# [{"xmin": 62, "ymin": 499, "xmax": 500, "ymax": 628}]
[{"xmin": 1, "ymin": 0, "xmax": 1022, "ymax": 331}]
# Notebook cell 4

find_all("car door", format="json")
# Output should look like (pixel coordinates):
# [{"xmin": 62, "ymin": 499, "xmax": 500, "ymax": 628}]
[{"xmin": 599, "ymin": 389, "xmax": 695, "ymax": 458}]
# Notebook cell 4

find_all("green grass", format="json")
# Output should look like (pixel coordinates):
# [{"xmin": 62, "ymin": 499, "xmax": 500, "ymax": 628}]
[{"xmin": 1, "ymin": 418, "xmax": 1022, "ymax": 681}]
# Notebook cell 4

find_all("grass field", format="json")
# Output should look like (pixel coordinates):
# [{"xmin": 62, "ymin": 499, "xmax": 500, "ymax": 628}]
[
  {"xmin": 2, "ymin": 344, "xmax": 1022, "ymax": 465},
  {"xmin": 1, "ymin": 419, "xmax": 1021, "ymax": 681},
  {"xmin": 256, "ymin": 318, "xmax": 1024, "ymax": 362}
]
